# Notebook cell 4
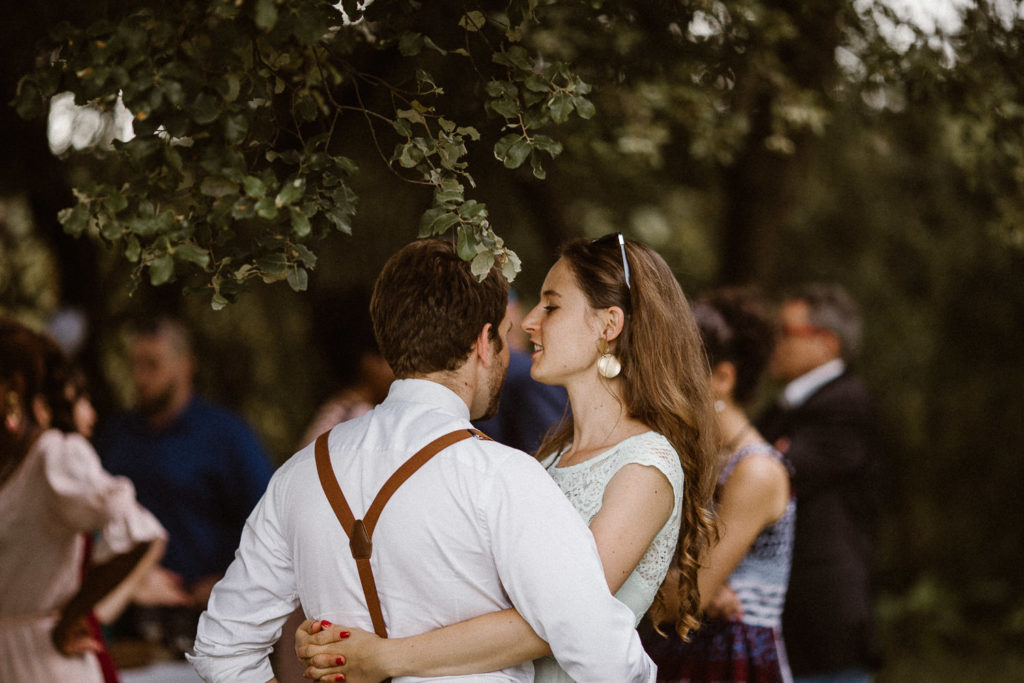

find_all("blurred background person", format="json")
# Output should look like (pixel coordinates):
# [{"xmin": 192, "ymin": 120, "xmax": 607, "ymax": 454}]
[
  {"xmin": 96, "ymin": 315, "xmax": 273, "ymax": 677},
  {"xmin": 298, "ymin": 286, "xmax": 394, "ymax": 447},
  {"xmin": 0, "ymin": 318, "xmax": 167, "ymax": 682},
  {"xmin": 643, "ymin": 288, "xmax": 795, "ymax": 682},
  {"xmin": 757, "ymin": 284, "xmax": 881, "ymax": 683}
]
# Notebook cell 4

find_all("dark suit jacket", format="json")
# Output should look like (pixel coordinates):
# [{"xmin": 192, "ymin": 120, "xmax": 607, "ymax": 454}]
[{"xmin": 758, "ymin": 371, "xmax": 881, "ymax": 676}]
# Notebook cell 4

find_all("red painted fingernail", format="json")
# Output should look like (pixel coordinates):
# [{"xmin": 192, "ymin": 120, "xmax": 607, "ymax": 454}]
[
  {"xmin": 335, "ymin": 675, "xmax": 346, "ymax": 682},
  {"xmin": 320, "ymin": 620, "xmax": 332, "ymax": 627},
  {"xmin": 335, "ymin": 656, "xmax": 345, "ymax": 665},
  {"xmin": 339, "ymin": 630, "xmax": 350, "ymax": 638}
]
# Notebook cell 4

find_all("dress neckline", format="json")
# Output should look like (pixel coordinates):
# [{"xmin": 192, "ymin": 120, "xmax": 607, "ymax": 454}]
[{"xmin": 551, "ymin": 430, "xmax": 656, "ymax": 471}]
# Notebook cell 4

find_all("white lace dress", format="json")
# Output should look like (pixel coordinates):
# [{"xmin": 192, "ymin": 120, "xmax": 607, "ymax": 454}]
[{"xmin": 534, "ymin": 431, "xmax": 685, "ymax": 682}]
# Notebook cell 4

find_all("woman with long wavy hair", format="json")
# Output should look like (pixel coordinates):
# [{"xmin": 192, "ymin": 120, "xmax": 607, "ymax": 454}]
[{"xmin": 294, "ymin": 235, "xmax": 717, "ymax": 682}]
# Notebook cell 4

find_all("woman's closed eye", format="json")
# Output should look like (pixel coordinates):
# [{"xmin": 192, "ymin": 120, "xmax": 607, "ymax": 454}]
[{"xmin": 544, "ymin": 305, "xmax": 559, "ymax": 313}]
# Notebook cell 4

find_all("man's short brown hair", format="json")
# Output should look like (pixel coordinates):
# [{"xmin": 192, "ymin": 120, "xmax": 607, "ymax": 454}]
[{"xmin": 370, "ymin": 238, "xmax": 509, "ymax": 378}]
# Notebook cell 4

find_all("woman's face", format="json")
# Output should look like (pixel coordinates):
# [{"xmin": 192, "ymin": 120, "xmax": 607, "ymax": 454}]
[
  {"xmin": 73, "ymin": 395, "xmax": 97, "ymax": 439},
  {"xmin": 521, "ymin": 259, "xmax": 605, "ymax": 387}
]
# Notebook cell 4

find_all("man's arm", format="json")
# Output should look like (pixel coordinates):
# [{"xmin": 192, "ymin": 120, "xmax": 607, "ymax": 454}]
[
  {"xmin": 785, "ymin": 386, "xmax": 874, "ymax": 492},
  {"xmin": 188, "ymin": 476, "xmax": 298, "ymax": 683}
]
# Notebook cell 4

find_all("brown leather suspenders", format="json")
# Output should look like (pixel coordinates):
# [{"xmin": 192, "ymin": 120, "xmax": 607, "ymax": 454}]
[{"xmin": 314, "ymin": 428, "xmax": 489, "ymax": 638}]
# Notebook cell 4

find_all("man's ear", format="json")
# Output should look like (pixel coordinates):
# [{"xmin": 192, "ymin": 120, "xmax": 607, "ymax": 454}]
[
  {"xmin": 602, "ymin": 306, "xmax": 627, "ymax": 342},
  {"xmin": 474, "ymin": 323, "xmax": 495, "ymax": 366}
]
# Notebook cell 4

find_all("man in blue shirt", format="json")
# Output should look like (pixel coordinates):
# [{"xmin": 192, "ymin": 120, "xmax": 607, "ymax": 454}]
[{"xmin": 98, "ymin": 315, "xmax": 273, "ymax": 662}]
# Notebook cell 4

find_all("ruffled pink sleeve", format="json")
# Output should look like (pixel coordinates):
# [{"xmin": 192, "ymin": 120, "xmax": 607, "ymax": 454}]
[{"xmin": 41, "ymin": 429, "xmax": 167, "ymax": 562}]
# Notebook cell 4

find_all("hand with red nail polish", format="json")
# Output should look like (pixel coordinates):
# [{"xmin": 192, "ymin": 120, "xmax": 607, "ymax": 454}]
[{"xmin": 294, "ymin": 623, "xmax": 392, "ymax": 683}]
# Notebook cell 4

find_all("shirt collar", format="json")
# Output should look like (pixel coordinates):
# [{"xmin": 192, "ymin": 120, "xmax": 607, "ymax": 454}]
[
  {"xmin": 782, "ymin": 358, "xmax": 846, "ymax": 409},
  {"xmin": 384, "ymin": 378, "xmax": 471, "ymax": 420}
]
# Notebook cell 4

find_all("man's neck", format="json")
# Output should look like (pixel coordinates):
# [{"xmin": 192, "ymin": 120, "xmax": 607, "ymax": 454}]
[
  {"xmin": 144, "ymin": 391, "xmax": 193, "ymax": 431},
  {"xmin": 407, "ymin": 372, "xmax": 475, "ymax": 415}
]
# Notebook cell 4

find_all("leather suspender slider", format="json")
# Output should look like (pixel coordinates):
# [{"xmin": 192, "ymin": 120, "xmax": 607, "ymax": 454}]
[
  {"xmin": 315, "ymin": 427, "xmax": 490, "ymax": 639},
  {"xmin": 350, "ymin": 520, "xmax": 372, "ymax": 559}
]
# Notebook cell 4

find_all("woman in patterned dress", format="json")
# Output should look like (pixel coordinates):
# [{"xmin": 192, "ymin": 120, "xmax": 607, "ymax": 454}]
[
  {"xmin": 642, "ymin": 289, "xmax": 796, "ymax": 683},
  {"xmin": 295, "ymin": 235, "xmax": 718, "ymax": 682}
]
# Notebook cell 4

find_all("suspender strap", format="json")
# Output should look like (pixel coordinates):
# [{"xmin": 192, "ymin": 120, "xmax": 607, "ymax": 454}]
[{"xmin": 314, "ymin": 428, "xmax": 489, "ymax": 638}]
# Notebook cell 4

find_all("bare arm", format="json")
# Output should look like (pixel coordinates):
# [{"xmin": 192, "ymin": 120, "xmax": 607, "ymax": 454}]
[
  {"xmin": 298, "ymin": 613, "xmax": 548, "ymax": 682},
  {"xmin": 697, "ymin": 454, "xmax": 790, "ymax": 610},
  {"xmin": 93, "ymin": 537, "xmax": 172, "ymax": 624},
  {"xmin": 52, "ymin": 541, "xmax": 155, "ymax": 655},
  {"xmin": 299, "ymin": 463, "xmax": 674, "ymax": 682}
]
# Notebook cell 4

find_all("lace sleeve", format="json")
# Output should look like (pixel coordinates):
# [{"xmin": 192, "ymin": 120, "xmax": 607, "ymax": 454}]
[{"xmin": 613, "ymin": 432, "xmax": 684, "ymax": 501}]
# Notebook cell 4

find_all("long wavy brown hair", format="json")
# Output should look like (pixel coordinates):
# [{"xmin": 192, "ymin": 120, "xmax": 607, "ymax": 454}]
[{"xmin": 534, "ymin": 236, "xmax": 718, "ymax": 640}]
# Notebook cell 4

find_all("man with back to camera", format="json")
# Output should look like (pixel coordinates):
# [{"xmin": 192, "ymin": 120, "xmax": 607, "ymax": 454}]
[
  {"xmin": 98, "ymin": 316, "xmax": 273, "ymax": 667},
  {"xmin": 758, "ymin": 284, "xmax": 881, "ymax": 683},
  {"xmin": 188, "ymin": 238, "xmax": 655, "ymax": 682}
]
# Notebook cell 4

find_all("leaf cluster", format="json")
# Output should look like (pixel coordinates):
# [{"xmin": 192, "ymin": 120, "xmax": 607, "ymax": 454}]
[{"xmin": 13, "ymin": 0, "xmax": 600, "ymax": 304}]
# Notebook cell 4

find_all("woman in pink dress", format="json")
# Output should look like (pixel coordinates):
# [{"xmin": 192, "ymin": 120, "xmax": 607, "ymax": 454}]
[{"xmin": 0, "ymin": 318, "xmax": 167, "ymax": 682}]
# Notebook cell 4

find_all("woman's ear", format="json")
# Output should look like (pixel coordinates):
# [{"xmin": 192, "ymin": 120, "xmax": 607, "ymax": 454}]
[
  {"xmin": 602, "ymin": 306, "xmax": 627, "ymax": 342},
  {"xmin": 710, "ymin": 361, "xmax": 737, "ymax": 400}
]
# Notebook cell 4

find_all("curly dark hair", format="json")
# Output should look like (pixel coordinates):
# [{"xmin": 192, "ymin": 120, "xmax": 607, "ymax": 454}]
[{"xmin": 693, "ymin": 287, "xmax": 776, "ymax": 406}]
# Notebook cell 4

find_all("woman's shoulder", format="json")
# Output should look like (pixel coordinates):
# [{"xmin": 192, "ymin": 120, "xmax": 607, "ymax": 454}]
[
  {"xmin": 721, "ymin": 441, "xmax": 791, "ymax": 487},
  {"xmin": 611, "ymin": 431, "xmax": 683, "ymax": 479},
  {"xmin": 39, "ymin": 429, "xmax": 101, "ymax": 476}
]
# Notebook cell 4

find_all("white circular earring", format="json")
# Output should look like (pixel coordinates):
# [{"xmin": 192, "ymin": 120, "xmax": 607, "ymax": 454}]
[
  {"xmin": 596, "ymin": 338, "xmax": 622, "ymax": 379},
  {"xmin": 714, "ymin": 399, "xmax": 726, "ymax": 414}
]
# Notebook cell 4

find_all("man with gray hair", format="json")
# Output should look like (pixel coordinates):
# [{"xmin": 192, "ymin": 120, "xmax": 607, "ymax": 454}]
[{"xmin": 758, "ymin": 284, "xmax": 881, "ymax": 683}]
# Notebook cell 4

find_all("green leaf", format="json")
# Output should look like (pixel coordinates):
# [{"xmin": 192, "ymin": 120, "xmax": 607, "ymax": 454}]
[
  {"xmin": 275, "ymin": 179, "xmax": 304, "ymax": 207},
  {"xmin": 532, "ymin": 135, "xmax": 564, "ymax": 157},
  {"xmin": 460, "ymin": 200, "xmax": 486, "ymax": 219},
  {"xmin": 503, "ymin": 139, "xmax": 532, "ymax": 169},
  {"xmin": 200, "ymin": 176, "xmax": 239, "ymax": 198},
  {"xmin": 243, "ymin": 176, "xmax": 267, "ymax": 198},
  {"xmin": 488, "ymin": 96, "xmax": 520, "ymax": 119},
  {"xmin": 428, "ymin": 210, "xmax": 461, "ymax": 236},
  {"xmin": 501, "ymin": 249, "xmax": 522, "ymax": 282},
  {"xmin": 256, "ymin": 196, "xmax": 278, "ymax": 219},
  {"xmin": 470, "ymin": 251, "xmax": 494, "ymax": 278},
  {"xmin": 173, "ymin": 243, "xmax": 211, "ymax": 268},
  {"xmin": 493, "ymin": 46, "xmax": 533, "ymax": 72},
  {"xmin": 190, "ymin": 92, "xmax": 222, "ymax": 125},
  {"xmin": 287, "ymin": 267, "xmax": 309, "ymax": 292},
  {"xmin": 392, "ymin": 118, "xmax": 413, "ymax": 137},
  {"xmin": 254, "ymin": 0, "xmax": 278, "ymax": 30},
  {"xmin": 572, "ymin": 95, "xmax": 596, "ymax": 119},
  {"xmin": 290, "ymin": 207, "xmax": 311, "ymax": 237},
  {"xmin": 548, "ymin": 92, "xmax": 573, "ymax": 123},
  {"xmin": 58, "ymin": 204, "xmax": 91, "ymax": 237},
  {"xmin": 457, "ymin": 226, "xmax": 476, "ymax": 261},
  {"xmin": 293, "ymin": 243, "xmax": 317, "ymax": 267},
  {"xmin": 149, "ymin": 254, "xmax": 175, "ymax": 285},
  {"xmin": 524, "ymin": 75, "xmax": 550, "ymax": 93},
  {"xmin": 459, "ymin": 11, "xmax": 486, "ymax": 31},
  {"xmin": 256, "ymin": 252, "xmax": 289, "ymax": 282},
  {"xmin": 124, "ymin": 235, "xmax": 141, "ymax": 262},
  {"xmin": 530, "ymin": 153, "xmax": 547, "ymax": 180}
]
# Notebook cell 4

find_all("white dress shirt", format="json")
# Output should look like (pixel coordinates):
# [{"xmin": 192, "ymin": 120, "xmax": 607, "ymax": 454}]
[
  {"xmin": 782, "ymin": 358, "xmax": 846, "ymax": 409},
  {"xmin": 190, "ymin": 379, "xmax": 655, "ymax": 683}
]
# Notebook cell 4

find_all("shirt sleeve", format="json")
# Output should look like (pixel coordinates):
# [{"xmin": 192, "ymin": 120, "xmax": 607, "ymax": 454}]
[
  {"xmin": 483, "ymin": 452, "xmax": 656, "ymax": 683},
  {"xmin": 188, "ymin": 469, "xmax": 299, "ymax": 683},
  {"xmin": 42, "ymin": 431, "xmax": 167, "ymax": 562}
]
